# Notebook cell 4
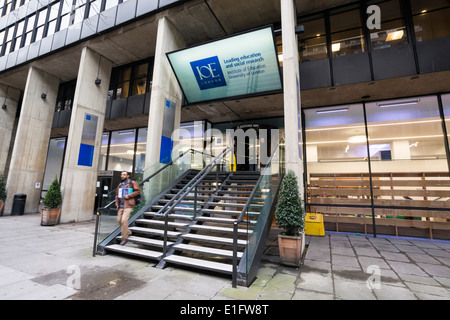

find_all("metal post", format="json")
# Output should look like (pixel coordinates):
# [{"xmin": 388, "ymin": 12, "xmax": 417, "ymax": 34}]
[
  {"xmin": 163, "ymin": 216, "xmax": 168, "ymax": 258},
  {"xmin": 92, "ymin": 211, "xmax": 100, "ymax": 257},
  {"xmin": 232, "ymin": 221, "xmax": 238, "ymax": 288},
  {"xmin": 194, "ymin": 185, "xmax": 198, "ymax": 219}
]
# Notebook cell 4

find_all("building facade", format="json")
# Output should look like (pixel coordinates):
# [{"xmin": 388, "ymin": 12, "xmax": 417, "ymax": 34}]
[{"xmin": 0, "ymin": 0, "xmax": 449, "ymax": 239}]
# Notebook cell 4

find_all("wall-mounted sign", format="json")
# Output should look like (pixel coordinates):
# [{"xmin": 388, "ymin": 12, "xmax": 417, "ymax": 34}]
[
  {"xmin": 167, "ymin": 26, "xmax": 282, "ymax": 104},
  {"xmin": 78, "ymin": 113, "xmax": 98, "ymax": 167}
]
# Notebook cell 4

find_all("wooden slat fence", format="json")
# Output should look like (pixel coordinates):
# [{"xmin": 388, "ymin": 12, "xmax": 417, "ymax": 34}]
[{"xmin": 307, "ymin": 172, "xmax": 450, "ymax": 240}]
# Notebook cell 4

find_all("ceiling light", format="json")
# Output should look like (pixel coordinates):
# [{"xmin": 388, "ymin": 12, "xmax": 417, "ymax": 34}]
[
  {"xmin": 332, "ymin": 43, "xmax": 341, "ymax": 52},
  {"xmin": 386, "ymin": 30, "xmax": 404, "ymax": 41},
  {"xmin": 278, "ymin": 54, "xmax": 283, "ymax": 62},
  {"xmin": 316, "ymin": 108, "xmax": 348, "ymax": 115},
  {"xmin": 348, "ymin": 135, "xmax": 367, "ymax": 144},
  {"xmin": 378, "ymin": 100, "xmax": 419, "ymax": 108}
]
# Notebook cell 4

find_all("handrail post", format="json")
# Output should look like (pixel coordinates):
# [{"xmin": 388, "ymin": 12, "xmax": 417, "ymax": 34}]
[
  {"xmin": 232, "ymin": 221, "xmax": 238, "ymax": 288},
  {"xmin": 163, "ymin": 215, "xmax": 168, "ymax": 258},
  {"xmin": 194, "ymin": 184, "xmax": 198, "ymax": 219},
  {"xmin": 93, "ymin": 210, "xmax": 101, "ymax": 257}
]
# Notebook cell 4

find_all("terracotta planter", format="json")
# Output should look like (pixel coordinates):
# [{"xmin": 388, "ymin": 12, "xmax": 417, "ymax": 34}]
[
  {"xmin": 41, "ymin": 208, "xmax": 61, "ymax": 226},
  {"xmin": 0, "ymin": 201, "xmax": 4, "ymax": 215},
  {"xmin": 278, "ymin": 233, "xmax": 304, "ymax": 267}
]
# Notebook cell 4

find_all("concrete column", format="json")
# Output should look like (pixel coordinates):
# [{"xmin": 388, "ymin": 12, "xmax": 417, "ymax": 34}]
[
  {"xmin": 4, "ymin": 67, "xmax": 60, "ymax": 215},
  {"xmin": 0, "ymin": 85, "xmax": 21, "ymax": 175},
  {"xmin": 281, "ymin": 0, "xmax": 304, "ymax": 196},
  {"xmin": 60, "ymin": 47, "xmax": 112, "ymax": 223},
  {"xmin": 145, "ymin": 17, "xmax": 186, "ymax": 169}
]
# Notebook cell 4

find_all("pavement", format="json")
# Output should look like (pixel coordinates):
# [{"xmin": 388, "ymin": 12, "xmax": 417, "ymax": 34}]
[{"xmin": 0, "ymin": 213, "xmax": 449, "ymax": 301}]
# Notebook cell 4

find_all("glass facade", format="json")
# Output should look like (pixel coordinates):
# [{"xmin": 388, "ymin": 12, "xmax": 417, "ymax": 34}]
[
  {"xmin": 42, "ymin": 137, "xmax": 66, "ymax": 193},
  {"xmin": 0, "ymin": 0, "xmax": 131, "ymax": 56},
  {"xmin": 305, "ymin": 94, "xmax": 450, "ymax": 238}
]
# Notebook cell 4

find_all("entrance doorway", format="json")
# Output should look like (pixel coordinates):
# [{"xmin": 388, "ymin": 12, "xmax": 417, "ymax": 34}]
[{"xmin": 233, "ymin": 124, "xmax": 278, "ymax": 172}]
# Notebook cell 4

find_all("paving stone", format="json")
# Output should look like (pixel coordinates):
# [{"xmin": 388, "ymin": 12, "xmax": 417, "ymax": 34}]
[
  {"xmin": 332, "ymin": 254, "xmax": 360, "ymax": 268},
  {"xmin": 405, "ymin": 281, "xmax": 450, "ymax": 298},
  {"xmin": 358, "ymin": 256, "xmax": 391, "ymax": 270},
  {"xmin": 417, "ymin": 263, "xmax": 450, "ymax": 278},
  {"xmin": 297, "ymin": 271, "xmax": 333, "ymax": 294},
  {"xmin": 380, "ymin": 251, "xmax": 410, "ymax": 262},
  {"xmin": 292, "ymin": 289, "xmax": 334, "ymax": 300},
  {"xmin": 374, "ymin": 284, "xmax": 418, "ymax": 300},
  {"xmin": 388, "ymin": 261, "xmax": 428, "ymax": 277},
  {"xmin": 334, "ymin": 278, "xmax": 376, "ymax": 300}
]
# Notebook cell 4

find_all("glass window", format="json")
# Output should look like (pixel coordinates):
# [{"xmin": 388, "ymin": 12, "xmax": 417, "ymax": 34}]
[
  {"xmin": 365, "ymin": 96, "xmax": 446, "ymax": 161},
  {"xmin": 411, "ymin": 0, "xmax": 450, "ymax": 42},
  {"xmin": 12, "ymin": 20, "xmax": 25, "ymax": 51},
  {"xmin": 298, "ymin": 16, "xmax": 328, "ymax": 61},
  {"xmin": 107, "ymin": 129, "xmax": 136, "ymax": 172},
  {"xmin": 42, "ymin": 138, "xmax": 66, "ymax": 191},
  {"xmin": 105, "ymin": 0, "xmax": 119, "ymax": 10},
  {"xmin": 135, "ymin": 128, "xmax": 147, "ymax": 175},
  {"xmin": 116, "ymin": 66, "xmax": 131, "ymax": 99},
  {"xmin": 98, "ymin": 132, "xmax": 110, "ymax": 171},
  {"xmin": 370, "ymin": 0, "xmax": 408, "ymax": 50},
  {"xmin": 88, "ymin": 0, "xmax": 102, "ymax": 17},
  {"xmin": 23, "ymin": 14, "xmax": 35, "ymax": 46},
  {"xmin": 442, "ymin": 94, "xmax": 450, "ymax": 152},
  {"xmin": 55, "ymin": 80, "xmax": 77, "ymax": 112},
  {"xmin": 131, "ymin": 62, "xmax": 148, "ymax": 96},
  {"xmin": 330, "ymin": 8, "xmax": 365, "ymax": 57},
  {"xmin": 35, "ymin": 8, "xmax": 48, "ymax": 41},
  {"xmin": 305, "ymin": 104, "xmax": 371, "ymax": 233},
  {"xmin": 365, "ymin": 96, "xmax": 450, "ymax": 230}
]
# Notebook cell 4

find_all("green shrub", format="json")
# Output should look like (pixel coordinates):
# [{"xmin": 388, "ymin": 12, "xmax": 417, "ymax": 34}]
[
  {"xmin": 0, "ymin": 173, "xmax": 6, "ymax": 202},
  {"xmin": 43, "ymin": 176, "xmax": 62, "ymax": 209},
  {"xmin": 275, "ymin": 170, "xmax": 305, "ymax": 236}
]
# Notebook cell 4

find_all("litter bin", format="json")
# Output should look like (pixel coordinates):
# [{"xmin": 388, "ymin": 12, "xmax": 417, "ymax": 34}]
[{"xmin": 11, "ymin": 194, "xmax": 26, "ymax": 216}]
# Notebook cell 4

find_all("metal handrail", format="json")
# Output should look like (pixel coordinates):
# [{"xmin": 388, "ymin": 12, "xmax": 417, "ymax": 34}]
[
  {"xmin": 92, "ymin": 148, "xmax": 205, "ymax": 257},
  {"xmin": 158, "ymin": 147, "xmax": 233, "ymax": 258},
  {"xmin": 231, "ymin": 142, "xmax": 282, "ymax": 287}
]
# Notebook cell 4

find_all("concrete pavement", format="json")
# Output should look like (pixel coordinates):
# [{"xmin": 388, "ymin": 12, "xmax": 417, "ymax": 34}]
[{"xmin": 0, "ymin": 213, "xmax": 449, "ymax": 300}]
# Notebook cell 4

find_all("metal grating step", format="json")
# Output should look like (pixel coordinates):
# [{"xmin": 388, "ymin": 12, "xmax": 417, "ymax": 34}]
[
  {"xmin": 173, "ymin": 243, "xmax": 244, "ymax": 259},
  {"xmin": 182, "ymin": 233, "xmax": 248, "ymax": 246},
  {"xmin": 163, "ymin": 255, "xmax": 233, "ymax": 274},
  {"xmin": 105, "ymin": 244, "xmax": 162, "ymax": 260},
  {"xmin": 129, "ymin": 226, "xmax": 182, "ymax": 238}
]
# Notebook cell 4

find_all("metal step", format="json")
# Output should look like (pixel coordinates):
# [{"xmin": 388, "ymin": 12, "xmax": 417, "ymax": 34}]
[
  {"xmin": 144, "ymin": 212, "xmax": 193, "ymax": 220},
  {"xmin": 207, "ymin": 202, "xmax": 245, "ymax": 208},
  {"xmin": 201, "ymin": 208, "xmax": 242, "ymax": 215},
  {"xmin": 117, "ymin": 235, "xmax": 174, "ymax": 248},
  {"xmin": 182, "ymin": 233, "xmax": 248, "ymax": 246},
  {"xmin": 135, "ymin": 219, "xmax": 189, "ymax": 228},
  {"xmin": 195, "ymin": 216, "xmax": 257, "ymax": 224},
  {"xmin": 158, "ymin": 199, "xmax": 206, "ymax": 206},
  {"xmin": 105, "ymin": 244, "xmax": 162, "ymax": 260},
  {"xmin": 163, "ymin": 255, "xmax": 233, "ymax": 274},
  {"xmin": 129, "ymin": 226, "xmax": 182, "ymax": 238},
  {"xmin": 172, "ymin": 243, "xmax": 243, "ymax": 259},
  {"xmin": 189, "ymin": 224, "xmax": 252, "ymax": 235}
]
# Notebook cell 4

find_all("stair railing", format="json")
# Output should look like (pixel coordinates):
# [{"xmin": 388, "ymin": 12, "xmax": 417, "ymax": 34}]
[
  {"xmin": 232, "ymin": 141, "xmax": 284, "ymax": 287},
  {"xmin": 93, "ymin": 148, "xmax": 202, "ymax": 257},
  {"xmin": 156, "ymin": 147, "xmax": 233, "ymax": 258}
]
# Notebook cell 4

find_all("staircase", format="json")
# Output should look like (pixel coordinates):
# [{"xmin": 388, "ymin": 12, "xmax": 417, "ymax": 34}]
[{"xmin": 103, "ymin": 170, "xmax": 265, "ymax": 279}]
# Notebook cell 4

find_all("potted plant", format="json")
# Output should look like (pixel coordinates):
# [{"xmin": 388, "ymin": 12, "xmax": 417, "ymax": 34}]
[
  {"xmin": 41, "ymin": 176, "xmax": 62, "ymax": 226},
  {"xmin": 0, "ymin": 173, "xmax": 6, "ymax": 215},
  {"xmin": 275, "ymin": 170, "xmax": 306, "ymax": 267}
]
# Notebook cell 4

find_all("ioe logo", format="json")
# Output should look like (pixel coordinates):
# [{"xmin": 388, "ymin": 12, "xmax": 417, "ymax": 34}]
[{"xmin": 190, "ymin": 56, "xmax": 227, "ymax": 90}]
